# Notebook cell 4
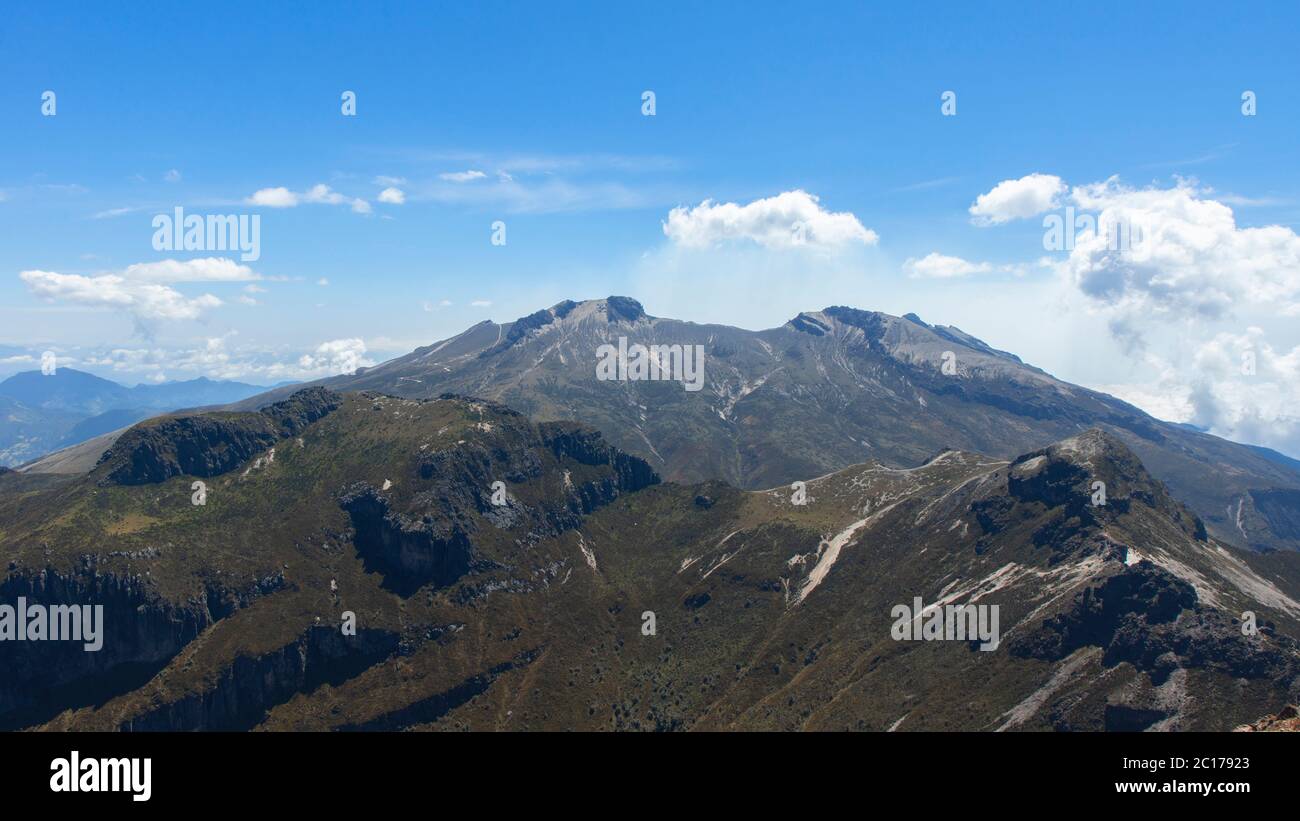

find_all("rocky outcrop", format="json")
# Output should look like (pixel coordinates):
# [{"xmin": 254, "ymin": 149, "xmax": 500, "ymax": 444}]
[
  {"xmin": 120, "ymin": 626, "xmax": 400, "ymax": 731},
  {"xmin": 0, "ymin": 567, "xmax": 284, "ymax": 729},
  {"xmin": 485, "ymin": 301, "xmax": 579, "ymax": 355},
  {"xmin": 261, "ymin": 387, "xmax": 341, "ymax": 436},
  {"xmin": 339, "ymin": 482, "xmax": 478, "ymax": 596},
  {"xmin": 972, "ymin": 430, "xmax": 1208, "ymax": 557},
  {"xmin": 339, "ymin": 416, "xmax": 658, "ymax": 596},
  {"xmin": 604, "ymin": 296, "xmax": 647, "ymax": 323},
  {"xmin": 96, "ymin": 388, "xmax": 339, "ymax": 485},
  {"xmin": 1011, "ymin": 560, "xmax": 1300, "ymax": 692},
  {"xmin": 540, "ymin": 424, "xmax": 660, "ymax": 495},
  {"xmin": 1234, "ymin": 704, "xmax": 1300, "ymax": 731},
  {"xmin": 96, "ymin": 416, "xmax": 281, "ymax": 485}
]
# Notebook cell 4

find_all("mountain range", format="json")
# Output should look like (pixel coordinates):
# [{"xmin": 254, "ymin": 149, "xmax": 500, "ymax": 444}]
[
  {"xmin": 210, "ymin": 297, "xmax": 1300, "ymax": 554},
  {"xmin": 3, "ymin": 388, "xmax": 1297, "ymax": 730},
  {"xmin": 0, "ymin": 369, "xmax": 289, "ymax": 467},
  {"xmin": 3, "ymin": 297, "xmax": 1300, "ymax": 731}
]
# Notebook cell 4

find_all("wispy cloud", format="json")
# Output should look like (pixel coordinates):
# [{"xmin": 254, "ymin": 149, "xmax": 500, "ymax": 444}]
[
  {"xmin": 439, "ymin": 170, "xmax": 487, "ymax": 183},
  {"xmin": 892, "ymin": 176, "xmax": 961, "ymax": 193},
  {"xmin": 1140, "ymin": 144, "xmax": 1235, "ymax": 169}
]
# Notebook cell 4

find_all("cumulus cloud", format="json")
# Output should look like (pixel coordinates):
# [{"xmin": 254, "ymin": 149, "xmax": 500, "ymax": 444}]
[
  {"xmin": 247, "ymin": 183, "xmax": 370, "ymax": 214},
  {"xmin": 20, "ymin": 270, "xmax": 222, "ymax": 323},
  {"xmin": 903, "ymin": 252, "xmax": 992, "ymax": 279},
  {"xmin": 247, "ymin": 186, "xmax": 298, "ymax": 207},
  {"xmin": 1180, "ymin": 330, "xmax": 1300, "ymax": 455},
  {"xmin": 1063, "ymin": 177, "xmax": 1300, "ymax": 321},
  {"xmin": 16, "ymin": 257, "xmax": 261, "ymax": 329},
  {"xmin": 1022, "ymin": 173, "xmax": 1300, "ymax": 455},
  {"xmin": 969, "ymin": 173, "xmax": 1066, "ymax": 225},
  {"xmin": 439, "ymin": 170, "xmax": 487, "ymax": 183},
  {"xmin": 297, "ymin": 338, "xmax": 372, "ymax": 377},
  {"xmin": 663, "ymin": 190, "xmax": 878, "ymax": 250},
  {"xmin": 377, "ymin": 187, "xmax": 406, "ymax": 204}
]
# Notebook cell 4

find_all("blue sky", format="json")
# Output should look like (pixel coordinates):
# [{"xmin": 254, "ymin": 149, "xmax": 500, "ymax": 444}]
[{"xmin": 4, "ymin": 2, "xmax": 1300, "ymax": 454}]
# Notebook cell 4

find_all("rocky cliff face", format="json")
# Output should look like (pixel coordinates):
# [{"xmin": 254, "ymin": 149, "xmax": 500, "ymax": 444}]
[
  {"xmin": 338, "ymin": 399, "xmax": 658, "ymax": 595},
  {"xmin": 95, "ymin": 387, "xmax": 340, "ymax": 486},
  {"xmin": 1011, "ymin": 561, "xmax": 1300, "ymax": 691},
  {"xmin": 0, "ymin": 566, "xmax": 284, "ymax": 729},
  {"xmin": 120, "ymin": 626, "xmax": 399, "ymax": 731}
]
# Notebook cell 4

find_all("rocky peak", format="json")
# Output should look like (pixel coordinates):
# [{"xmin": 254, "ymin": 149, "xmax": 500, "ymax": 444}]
[
  {"xmin": 1006, "ymin": 428, "xmax": 1207, "ymax": 540},
  {"xmin": 486, "ymin": 297, "xmax": 648, "ymax": 355},
  {"xmin": 603, "ymin": 296, "xmax": 647, "ymax": 323}
]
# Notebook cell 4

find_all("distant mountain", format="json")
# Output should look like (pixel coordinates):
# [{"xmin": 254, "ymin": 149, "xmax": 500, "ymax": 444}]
[
  {"xmin": 0, "ymin": 369, "xmax": 273, "ymax": 415},
  {"xmin": 0, "ymin": 369, "xmax": 134, "ymax": 416},
  {"xmin": 0, "ymin": 369, "xmax": 281, "ymax": 467},
  {"xmin": 0, "ymin": 396, "xmax": 82, "ymax": 466},
  {"xmin": 4, "ymin": 391, "xmax": 1297, "ymax": 730},
  {"xmin": 225, "ymin": 297, "xmax": 1300, "ymax": 553},
  {"xmin": 60, "ymin": 408, "xmax": 155, "ymax": 444}
]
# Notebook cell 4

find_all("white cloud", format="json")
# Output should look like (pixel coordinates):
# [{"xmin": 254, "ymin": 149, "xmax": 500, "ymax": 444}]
[
  {"xmin": 903, "ymin": 252, "xmax": 992, "ymax": 279},
  {"xmin": 120, "ymin": 258, "xmax": 259, "ymax": 283},
  {"xmin": 297, "ymin": 338, "xmax": 372, "ymax": 377},
  {"xmin": 76, "ymin": 335, "xmax": 376, "ymax": 382},
  {"xmin": 470, "ymin": 300, "xmax": 492, "ymax": 307},
  {"xmin": 377, "ymin": 187, "xmax": 406, "ymax": 204},
  {"xmin": 373, "ymin": 175, "xmax": 407, "ymax": 186},
  {"xmin": 316, "ymin": 278, "xmax": 329, "ymax": 286},
  {"xmin": 662, "ymin": 190, "xmax": 878, "ymax": 250},
  {"xmin": 247, "ymin": 183, "xmax": 370, "ymax": 214},
  {"xmin": 20, "ymin": 270, "xmax": 222, "ymax": 323},
  {"xmin": 439, "ymin": 170, "xmax": 488, "ymax": 183},
  {"xmin": 1097, "ymin": 330, "xmax": 1300, "ymax": 456},
  {"xmin": 163, "ymin": 169, "xmax": 182, "ymax": 183},
  {"xmin": 1029, "ymin": 173, "xmax": 1300, "ymax": 456},
  {"xmin": 303, "ymin": 184, "xmax": 346, "ymax": 205},
  {"xmin": 248, "ymin": 186, "xmax": 299, "ymax": 207},
  {"xmin": 969, "ymin": 173, "xmax": 1066, "ymax": 225},
  {"xmin": 16, "ymin": 257, "xmax": 260, "ymax": 327},
  {"xmin": 1064, "ymin": 177, "xmax": 1300, "ymax": 321}
]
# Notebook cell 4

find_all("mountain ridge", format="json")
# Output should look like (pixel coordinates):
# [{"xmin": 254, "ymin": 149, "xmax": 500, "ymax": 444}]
[
  {"xmin": 5, "ymin": 390, "xmax": 1297, "ymax": 731},
  {"xmin": 25, "ymin": 297, "xmax": 1300, "ymax": 553}
]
